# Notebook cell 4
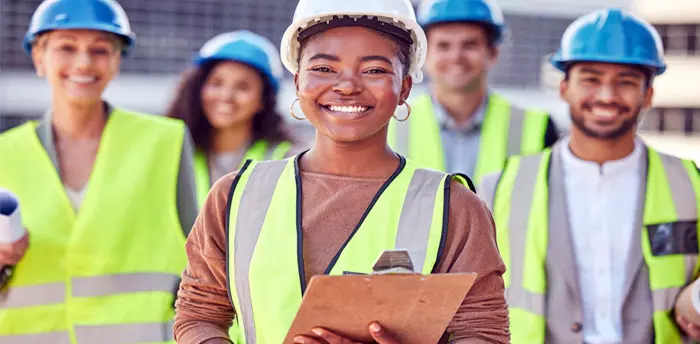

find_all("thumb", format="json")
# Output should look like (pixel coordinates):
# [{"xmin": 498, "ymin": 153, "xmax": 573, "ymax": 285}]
[{"xmin": 369, "ymin": 323, "xmax": 399, "ymax": 344}]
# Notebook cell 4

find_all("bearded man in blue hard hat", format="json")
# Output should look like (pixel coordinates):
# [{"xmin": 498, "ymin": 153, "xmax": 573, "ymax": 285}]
[
  {"xmin": 478, "ymin": 8, "xmax": 700, "ymax": 343},
  {"xmin": 388, "ymin": 0, "xmax": 559, "ymax": 186}
]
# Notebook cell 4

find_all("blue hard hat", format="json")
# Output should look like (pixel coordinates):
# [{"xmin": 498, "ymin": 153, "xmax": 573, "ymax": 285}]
[
  {"xmin": 417, "ymin": 0, "xmax": 506, "ymax": 44},
  {"xmin": 550, "ymin": 8, "xmax": 666, "ymax": 75},
  {"xmin": 194, "ymin": 30, "xmax": 284, "ymax": 94},
  {"xmin": 23, "ymin": 0, "xmax": 135, "ymax": 56}
]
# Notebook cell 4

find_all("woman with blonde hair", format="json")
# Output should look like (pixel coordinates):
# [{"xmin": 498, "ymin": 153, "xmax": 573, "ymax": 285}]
[{"xmin": 0, "ymin": 0, "xmax": 196, "ymax": 342}]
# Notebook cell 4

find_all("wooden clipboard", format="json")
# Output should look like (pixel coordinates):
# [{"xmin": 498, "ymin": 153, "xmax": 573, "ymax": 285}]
[{"xmin": 283, "ymin": 272, "xmax": 477, "ymax": 344}]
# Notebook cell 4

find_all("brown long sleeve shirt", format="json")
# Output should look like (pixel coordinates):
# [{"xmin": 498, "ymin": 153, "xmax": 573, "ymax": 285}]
[{"xmin": 174, "ymin": 169, "xmax": 510, "ymax": 343}]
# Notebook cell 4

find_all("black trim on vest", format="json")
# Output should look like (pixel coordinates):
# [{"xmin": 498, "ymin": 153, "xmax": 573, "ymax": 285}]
[
  {"xmin": 454, "ymin": 173, "xmax": 475, "ymax": 193},
  {"xmin": 437, "ymin": 173, "xmax": 473, "ymax": 270},
  {"xmin": 224, "ymin": 159, "xmax": 253, "ymax": 308},
  {"xmin": 320, "ymin": 155, "xmax": 407, "ymax": 277},
  {"xmin": 293, "ymin": 153, "xmax": 308, "ymax": 294}
]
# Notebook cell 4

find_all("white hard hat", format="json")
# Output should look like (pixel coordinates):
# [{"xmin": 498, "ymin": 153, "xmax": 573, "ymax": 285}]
[{"xmin": 280, "ymin": 0, "xmax": 427, "ymax": 83}]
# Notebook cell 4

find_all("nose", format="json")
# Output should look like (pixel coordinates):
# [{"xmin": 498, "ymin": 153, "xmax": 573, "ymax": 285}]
[
  {"xmin": 220, "ymin": 85, "xmax": 237, "ymax": 102},
  {"xmin": 332, "ymin": 69, "xmax": 363, "ymax": 95},
  {"xmin": 596, "ymin": 84, "xmax": 615, "ymax": 103},
  {"xmin": 74, "ymin": 51, "xmax": 92, "ymax": 70}
]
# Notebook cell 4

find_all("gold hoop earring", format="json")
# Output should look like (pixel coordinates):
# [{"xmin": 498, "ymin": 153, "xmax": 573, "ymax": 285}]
[
  {"xmin": 393, "ymin": 102, "xmax": 411, "ymax": 122},
  {"xmin": 289, "ymin": 98, "xmax": 306, "ymax": 121}
]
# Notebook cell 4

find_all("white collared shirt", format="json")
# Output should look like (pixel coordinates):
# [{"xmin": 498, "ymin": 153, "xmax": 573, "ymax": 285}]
[
  {"xmin": 560, "ymin": 136, "xmax": 644, "ymax": 343},
  {"xmin": 432, "ymin": 94, "xmax": 488, "ymax": 175}
]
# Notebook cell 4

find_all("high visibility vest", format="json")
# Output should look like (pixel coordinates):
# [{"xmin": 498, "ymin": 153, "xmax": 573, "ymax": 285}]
[
  {"xmin": 225, "ymin": 156, "xmax": 471, "ymax": 343},
  {"xmin": 491, "ymin": 145, "xmax": 700, "ymax": 343},
  {"xmin": 0, "ymin": 109, "xmax": 188, "ymax": 344},
  {"xmin": 193, "ymin": 140, "xmax": 291, "ymax": 207},
  {"xmin": 388, "ymin": 93, "xmax": 551, "ymax": 184}
]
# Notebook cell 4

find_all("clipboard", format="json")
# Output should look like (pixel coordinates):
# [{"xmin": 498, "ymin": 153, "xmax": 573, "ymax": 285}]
[{"xmin": 283, "ymin": 250, "xmax": 478, "ymax": 344}]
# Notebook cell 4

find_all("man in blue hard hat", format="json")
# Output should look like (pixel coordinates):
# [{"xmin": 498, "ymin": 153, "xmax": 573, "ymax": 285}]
[
  {"xmin": 478, "ymin": 8, "xmax": 700, "ymax": 343},
  {"xmin": 388, "ymin": 0, "xmax": 559, "ymax": 186}
]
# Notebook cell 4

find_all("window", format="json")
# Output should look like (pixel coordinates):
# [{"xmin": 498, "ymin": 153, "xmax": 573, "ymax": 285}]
[
  {"xmin": 0, "ymin": 0, "xmax": 299, "ymax": 74},
  {"xmin": 646, "ymin": 107, "xmax": 700, "ymax": 134},
  {"xmin": 654, "ymin": 24, "xmax": 700, "ymax": 55}
]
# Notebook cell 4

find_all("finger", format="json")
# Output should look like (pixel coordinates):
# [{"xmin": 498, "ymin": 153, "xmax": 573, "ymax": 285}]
[
  {"xmin": 688, "ymin": 323, "xmax": 700, "ymax": 340},
  {"xmin": 293, "ymin": 335, "xmax": 325, "ymax": 344},
  {"xmin": 312, "ymin": 328, "xmax": 356, "ymax": 344},
  {"xmin": 16, "ymin": 233, "xmax": 29, "ymax": 250},
  {"xmin": 369, "ymin": 323, "xmax": 400, "ymax": 344}
]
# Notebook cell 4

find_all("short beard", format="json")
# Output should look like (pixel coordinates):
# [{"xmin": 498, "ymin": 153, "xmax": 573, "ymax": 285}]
[{"xmin": 570, "ymin": 104, "xmax": 641, "ymax": 140}]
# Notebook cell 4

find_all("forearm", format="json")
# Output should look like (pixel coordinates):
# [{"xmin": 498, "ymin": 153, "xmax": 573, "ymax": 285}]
[{"xmin": 203, "ymin": 339, "xmax": 232, "ymax": 344}]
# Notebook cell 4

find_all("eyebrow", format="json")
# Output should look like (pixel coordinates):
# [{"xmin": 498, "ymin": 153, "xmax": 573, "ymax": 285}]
[
  {"xmin": 53, "ymin": 34, "xmax": 113, "ymax": 44},
  {"xmin": 360, "ymin": 55, "xmax": 393, "ymax": 65},
  {"xmin": 579, "ymin": 67, "xmax": 603, "ymax": 75},
  {"xmin": 618, "ymin": 71, "xmax": 644, "ymax": 78},
  {"xmin": 308, "ymin": 53, "xmax": 339, "ymax": 61},
  {"xmin": 307, "ymin": 53, "xmax": 393, "ymax": 65}
]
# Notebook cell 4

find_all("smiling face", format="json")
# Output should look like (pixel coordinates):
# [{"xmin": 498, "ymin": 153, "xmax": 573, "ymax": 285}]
[
  {"xmin": 561, "ymin": 62, "xmax": 653, "ymax": 140},
  {"xmin": 425, "ymin": 23, "xmax": 497, "ymax": 92},
  {"xmin": 32, "ymin": 29, "xmax": 122, "ymax": 107},
  {"xmin": 294, "ymin": 26, "xmax": 412, "ymax": 144},
  {"xmin": 201, "ymin": 61, "xmax": 265, "ymax": 130}
]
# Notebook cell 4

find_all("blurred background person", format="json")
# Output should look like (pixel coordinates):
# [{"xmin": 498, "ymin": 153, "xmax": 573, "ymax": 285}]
[
  {"xmin": 166, "ymin": 30, "xmax": 298, "ymax": 206},
  {"xmin": 389, "ymin": 0, "xmax": 559, "ymax": 186},
  {"xmin": 0, "ymin": 0, "xmax": 196, "ymax": 342}
]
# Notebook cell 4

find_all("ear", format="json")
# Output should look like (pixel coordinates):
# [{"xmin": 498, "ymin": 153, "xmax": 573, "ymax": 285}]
[
  {"xmin": 31, "ymin": 45, "xmax": 46, "ymax": 78},
  {"xmin": 642, "ymin": 86, "xmax": 654, "ymax": 110},
  {"xmin": 559, "ymin": 78, "xmax": 569, "ymax": 100},
  {"xmin": 294, "ymin": 73, "xmax": 300, "ymax": 92},
  {"xmin": 399, "ymin": 75, "xmax": 413, "ymax": 105},
  {"xmin": 489, "ymin": 46, "xmax": 500, "ymax": 65}
]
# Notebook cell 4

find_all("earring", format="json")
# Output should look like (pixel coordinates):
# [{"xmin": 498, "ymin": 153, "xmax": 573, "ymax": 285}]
[
  {"xmin": 289, "ymin": 98, "xmax": 306, "ymax": 121},
  {"xmin": 393, "ymin": 102, "xmax": 411, "ymax": 122}
]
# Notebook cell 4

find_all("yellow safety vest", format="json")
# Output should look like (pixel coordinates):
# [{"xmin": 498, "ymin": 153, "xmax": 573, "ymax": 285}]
[
  {"xmin": 0, "ymin": 109, "xmax": 188, "ymax": 344},
  {"xmin": 491, "ymin": 145, "xmax": 700, "ymax": 343},
  {"xmin": 193, "ymin": 140, "xmax": 291, "ymax": 207},
  {"xmin": 388, "ymin": 93, "xmax": 551, "ymax": 184},
  {"xmin": 225, "ymin": 156, "xmax": 471, "ymax": 343}
]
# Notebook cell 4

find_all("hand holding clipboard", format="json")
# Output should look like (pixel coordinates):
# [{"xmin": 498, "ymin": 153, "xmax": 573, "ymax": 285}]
[{"xmin": 286, "ymin": 250, "xmax": 478, "ymax": 344}]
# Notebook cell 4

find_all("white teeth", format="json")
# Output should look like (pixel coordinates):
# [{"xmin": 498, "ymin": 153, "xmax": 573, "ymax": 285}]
[
  {"xmin": 593, "ymin": 107, "xmax": 617, "ymax": 118},
  {"xmin": 67, "ymin": 75, "xmax": 96, "ymax": 84},
  {"xmin": 328, "ymin": 105, "xmax": 368, "ymax": 113}
]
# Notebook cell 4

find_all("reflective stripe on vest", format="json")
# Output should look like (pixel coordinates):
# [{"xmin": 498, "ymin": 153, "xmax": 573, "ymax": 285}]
[
  {"xmin": 0, "ymin": 110, "xmax": 187, "ymax": 343},
  {"xmin": 492, "ymin": 144, "xmax": 700, "ymax": 343},
  {"xmin": 226, "ymin": 157, "xmax": 463, "ymax": 343},
  {"xmin": 0, "ymin": 321, "xmax": 174, "ymax": 344},
  {"xmin": 194, "ymin": 140, "xmax": 292, "ymax": 208},
  {"xmin": 388, "ymin": 93, "xmax": 550, "ymax": 184}
]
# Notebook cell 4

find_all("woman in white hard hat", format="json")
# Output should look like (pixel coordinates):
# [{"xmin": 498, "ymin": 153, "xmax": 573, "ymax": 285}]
[
  {"xmin": 166, "ymin": 30, "xmax": 300, "ymax": 207},
  {"xmin": 173, "ymin": 0, "xmax": 509, "ymax": 343},
  {"xmin": 0, "ymin": 0, "xmax": 196, "ymax": 341}
]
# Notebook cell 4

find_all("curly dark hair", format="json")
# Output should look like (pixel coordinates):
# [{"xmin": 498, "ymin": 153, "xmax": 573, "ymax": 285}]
[{"xmin": 165, "ymin": 60, "xmax": 294, "ymax": 152}]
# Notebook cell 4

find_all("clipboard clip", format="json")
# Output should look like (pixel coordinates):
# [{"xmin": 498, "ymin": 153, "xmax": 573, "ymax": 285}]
[{"xmin": 343, "ymin": 249, "xmax": 416, "ymax": 276}]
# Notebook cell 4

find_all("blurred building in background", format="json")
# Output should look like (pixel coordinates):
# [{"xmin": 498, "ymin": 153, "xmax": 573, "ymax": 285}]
[
  {"xmin": 632, "ymin": 0, "xmax": 700, "ymax": 163},
  {"xmin": 2, "ymin": 0, "xmax": 698, "ymax": 164}
]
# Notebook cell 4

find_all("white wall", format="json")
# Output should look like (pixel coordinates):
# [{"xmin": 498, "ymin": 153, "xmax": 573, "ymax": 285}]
[
  {"xmin": 477, "ymin": 0, "xmax": 631, "ymax": 18},
  {"xmin": 634, "ymin": 0, "xmax": 700, "ymax": 23}
]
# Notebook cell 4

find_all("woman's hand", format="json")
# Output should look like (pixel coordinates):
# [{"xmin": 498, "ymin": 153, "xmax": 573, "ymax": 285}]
[
  {"xmin": 0, "ymin": 232, "xmax": 29, "ymax": 266},
  {"xmin": 294, "ymin": 322, "xmax": 399, "ymax": 344},
  {"xmin": 677, "ymin": 314, "xmax": 700, "ymax": 341}
]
